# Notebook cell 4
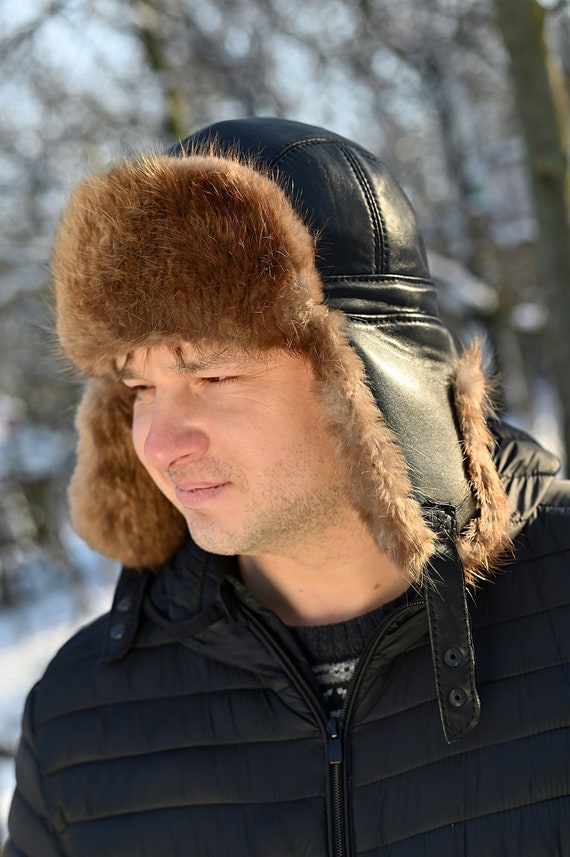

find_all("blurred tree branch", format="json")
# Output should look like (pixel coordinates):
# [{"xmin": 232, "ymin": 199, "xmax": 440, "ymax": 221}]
[
  {"xmin": 492, "ymin": 0, "xmax": 570, "ymax": 458},
  {"xmin": 131, "ymin": 0, "xmax": 190, "ymax": 140}
]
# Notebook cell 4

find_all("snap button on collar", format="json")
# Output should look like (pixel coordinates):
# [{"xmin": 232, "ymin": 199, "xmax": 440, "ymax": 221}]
[
  {"xmin": 449, "ymin": 687, "xmax": 467, "ymax": 708},
  {"xmin": 117, "ymin": 595, "xmax": 133, "ymax": 613},
  {"xmin": 100, "ymin": 566, "xmax": 151, "ymax": 664},
  {"xmin": 110, "ymin": 623, "xmax": 126, "ymax": 641},
  {"xmin": 444, "ymin": 647, "xmax": 463, "ymax": 667}
]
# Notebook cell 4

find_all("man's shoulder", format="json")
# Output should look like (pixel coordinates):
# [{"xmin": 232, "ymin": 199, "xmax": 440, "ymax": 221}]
[
  {"xmin": 29, "ymin": 545, "xmax": 225, "ymax": 724},
  {"xmin": 518, "ymin": 476, "xmax": 570, "ymax": 559},
  {"xmin": 30, "ymin": 611, "xmax": 113, "ymax": 715},
  {"xmin": 16, "ymin": 611, "xmax": 113, "ymax": 761},
  {"xmin": 468, "ymin": 479, "xmax": 570, "ymax": 633},
  {"xmin": 38, "ymin": 610, "xmax": 110, "ymax": 683},
  {"xmin": 27, "ymin": 568, "xmax": 147, "ymax": 718},
  {"xmin": 536, "ymin": 476, "xmax": 570, "ymax": 513}
]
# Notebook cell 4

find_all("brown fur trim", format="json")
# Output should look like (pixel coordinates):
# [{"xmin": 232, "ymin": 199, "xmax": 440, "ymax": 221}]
[
  {"xmin": 70, "ymin": 378, "xmax": 187, "ymax": 567},
  {"xmin": 53, "ymin": 155, "xmax": 323, "ymax": 376},
  {"xmin": 453, "ymin": 342, "xmax": 512, "ymax": 585}
]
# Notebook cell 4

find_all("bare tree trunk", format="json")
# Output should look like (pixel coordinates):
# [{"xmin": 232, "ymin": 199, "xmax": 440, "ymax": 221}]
[
  {"xmin": 133, "ymin": 0, "xmax": 190, "ymax": 141},
  {"xmin": 492, "ymin": 0, "xmax": 570, "ymax": 460}
]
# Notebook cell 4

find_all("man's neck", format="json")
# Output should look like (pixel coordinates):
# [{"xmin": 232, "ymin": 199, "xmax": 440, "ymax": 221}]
[{"xmin": 238, "ymin": 514, "xmax": 410, "ymax": 627}]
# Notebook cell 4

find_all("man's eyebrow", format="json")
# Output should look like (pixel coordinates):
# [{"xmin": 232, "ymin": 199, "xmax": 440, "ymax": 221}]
[
  {"xmin": 114, "ymin": 349, "xmax": 262, "ymax": 381},
  {"xmin": 170, "ymin": 352, "xmax": 241, "ymax": 374}
]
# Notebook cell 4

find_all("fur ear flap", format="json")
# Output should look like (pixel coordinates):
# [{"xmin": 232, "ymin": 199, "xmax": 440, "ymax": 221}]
[
  {"xmin": 453, "ymin": 342, "xmax": 512, "ymax": 585},
  {"xmin": 70, "ymin": 378, "xmax": 188, "ymax": 568},
  {"xmin": 308, "ymin": 307, "xmax": 437, "ymax": 584}
]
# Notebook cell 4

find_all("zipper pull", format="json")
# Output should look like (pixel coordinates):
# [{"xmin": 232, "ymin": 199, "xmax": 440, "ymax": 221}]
[{"xmin": 327, "ymin": 717, "xmax": 343, "ymax": 765}]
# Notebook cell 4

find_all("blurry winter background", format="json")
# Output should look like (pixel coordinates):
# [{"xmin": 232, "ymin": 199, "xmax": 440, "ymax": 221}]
[{"xmin": 1, "ymin": 0, "xmax": 569, "ymax": 838}]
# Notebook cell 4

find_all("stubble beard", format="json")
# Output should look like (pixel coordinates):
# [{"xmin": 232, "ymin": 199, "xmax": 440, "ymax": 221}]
[{"xmin": 183, "ymin": 473, "xmax": 353, "ymax": 561}]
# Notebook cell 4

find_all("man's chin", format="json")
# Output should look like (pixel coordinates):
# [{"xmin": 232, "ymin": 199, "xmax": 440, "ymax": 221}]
[{"xmin": 185, "ymin": 524, "xmax": 242, "ymax": 557}]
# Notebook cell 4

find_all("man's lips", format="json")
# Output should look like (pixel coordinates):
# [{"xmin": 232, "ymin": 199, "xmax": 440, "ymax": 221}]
[{"xmin": 173, "ymin": 481, "xmax": 229, "ymax": 508}]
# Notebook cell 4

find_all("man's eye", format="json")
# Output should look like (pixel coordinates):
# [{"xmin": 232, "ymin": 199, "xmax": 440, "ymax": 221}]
[
  {"xmin": 205, "ymin": 376, "xmax": 235, "ymax": 384},
  {"xmin": 131, "ymin": 385, "xmax": 154, "ymax": 399}
]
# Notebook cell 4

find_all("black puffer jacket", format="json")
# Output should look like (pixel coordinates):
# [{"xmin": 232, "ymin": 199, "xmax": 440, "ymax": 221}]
[{"xmin": 4, "ymin": 424, "xmax": 570, "ymax": 857}]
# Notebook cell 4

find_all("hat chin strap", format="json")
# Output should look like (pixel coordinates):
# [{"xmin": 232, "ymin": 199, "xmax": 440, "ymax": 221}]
[{"xmin": 424, "ymin": 507, "xmax": 480, "ymax": 743}]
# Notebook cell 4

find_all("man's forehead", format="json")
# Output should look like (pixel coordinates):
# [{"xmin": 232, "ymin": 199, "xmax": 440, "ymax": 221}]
[{"xmin": 114, "ymin": 342, "xmax": 278, "ymax": 377}]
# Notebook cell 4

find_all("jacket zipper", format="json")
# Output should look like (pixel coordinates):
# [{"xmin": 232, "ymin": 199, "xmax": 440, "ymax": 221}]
[
  {"xmin": 327, "ymin": 715, "xmax": 344, "ymax": 857},
  {"xmin": 237, "ymin": 596, "xmax": 425, "ymax": 857},
  {"xmin": 341, "ymin": 598, "xmax": 425, "ymax": 722},
  {"xmin": 333, "ymin": 598, "xmax": 425, "ymax": 857}
]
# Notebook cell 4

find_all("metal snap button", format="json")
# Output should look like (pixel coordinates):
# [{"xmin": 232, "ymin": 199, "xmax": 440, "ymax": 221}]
[
  {"xmin": 444, "ymin": 647, "xmax": 463, "ymax": 667},
  {"xmin": 116, "ymin": 595, "xmax": 133, "ymax": 613},
  {"xmin": 110, "ymin": 623, "xmax": 126, "ymax": 641},
  {"xmin": 449, "ymin": 687, "xmax": 467, "ymax": 708}
]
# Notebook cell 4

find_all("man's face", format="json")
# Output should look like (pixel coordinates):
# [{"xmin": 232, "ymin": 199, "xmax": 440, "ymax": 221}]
[{"xmin": 117, "ymin": 343, "xmax": 353, "ymax": 560}]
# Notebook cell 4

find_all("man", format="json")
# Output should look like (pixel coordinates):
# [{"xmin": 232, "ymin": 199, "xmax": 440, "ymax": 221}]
[{"xmin": 4, "ymin": 117, "xmax": 570, "ymax": 856}]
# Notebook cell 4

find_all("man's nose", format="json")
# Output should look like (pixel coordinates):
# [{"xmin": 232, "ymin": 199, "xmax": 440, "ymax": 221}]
[{"xmin": 142, "ymin": 400, "xmax": 210, "ymax": 469}]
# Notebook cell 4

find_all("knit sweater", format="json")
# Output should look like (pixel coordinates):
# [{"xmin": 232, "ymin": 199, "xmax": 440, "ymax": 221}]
[{"xmin": 291, "ymin": 590, "xmax": 414, "ymax": 716}]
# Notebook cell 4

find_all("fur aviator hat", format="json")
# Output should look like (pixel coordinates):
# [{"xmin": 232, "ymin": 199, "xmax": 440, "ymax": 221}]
[{"xmin": 52, "ymin": 118, "xmax": 510, "ymax": 585}]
